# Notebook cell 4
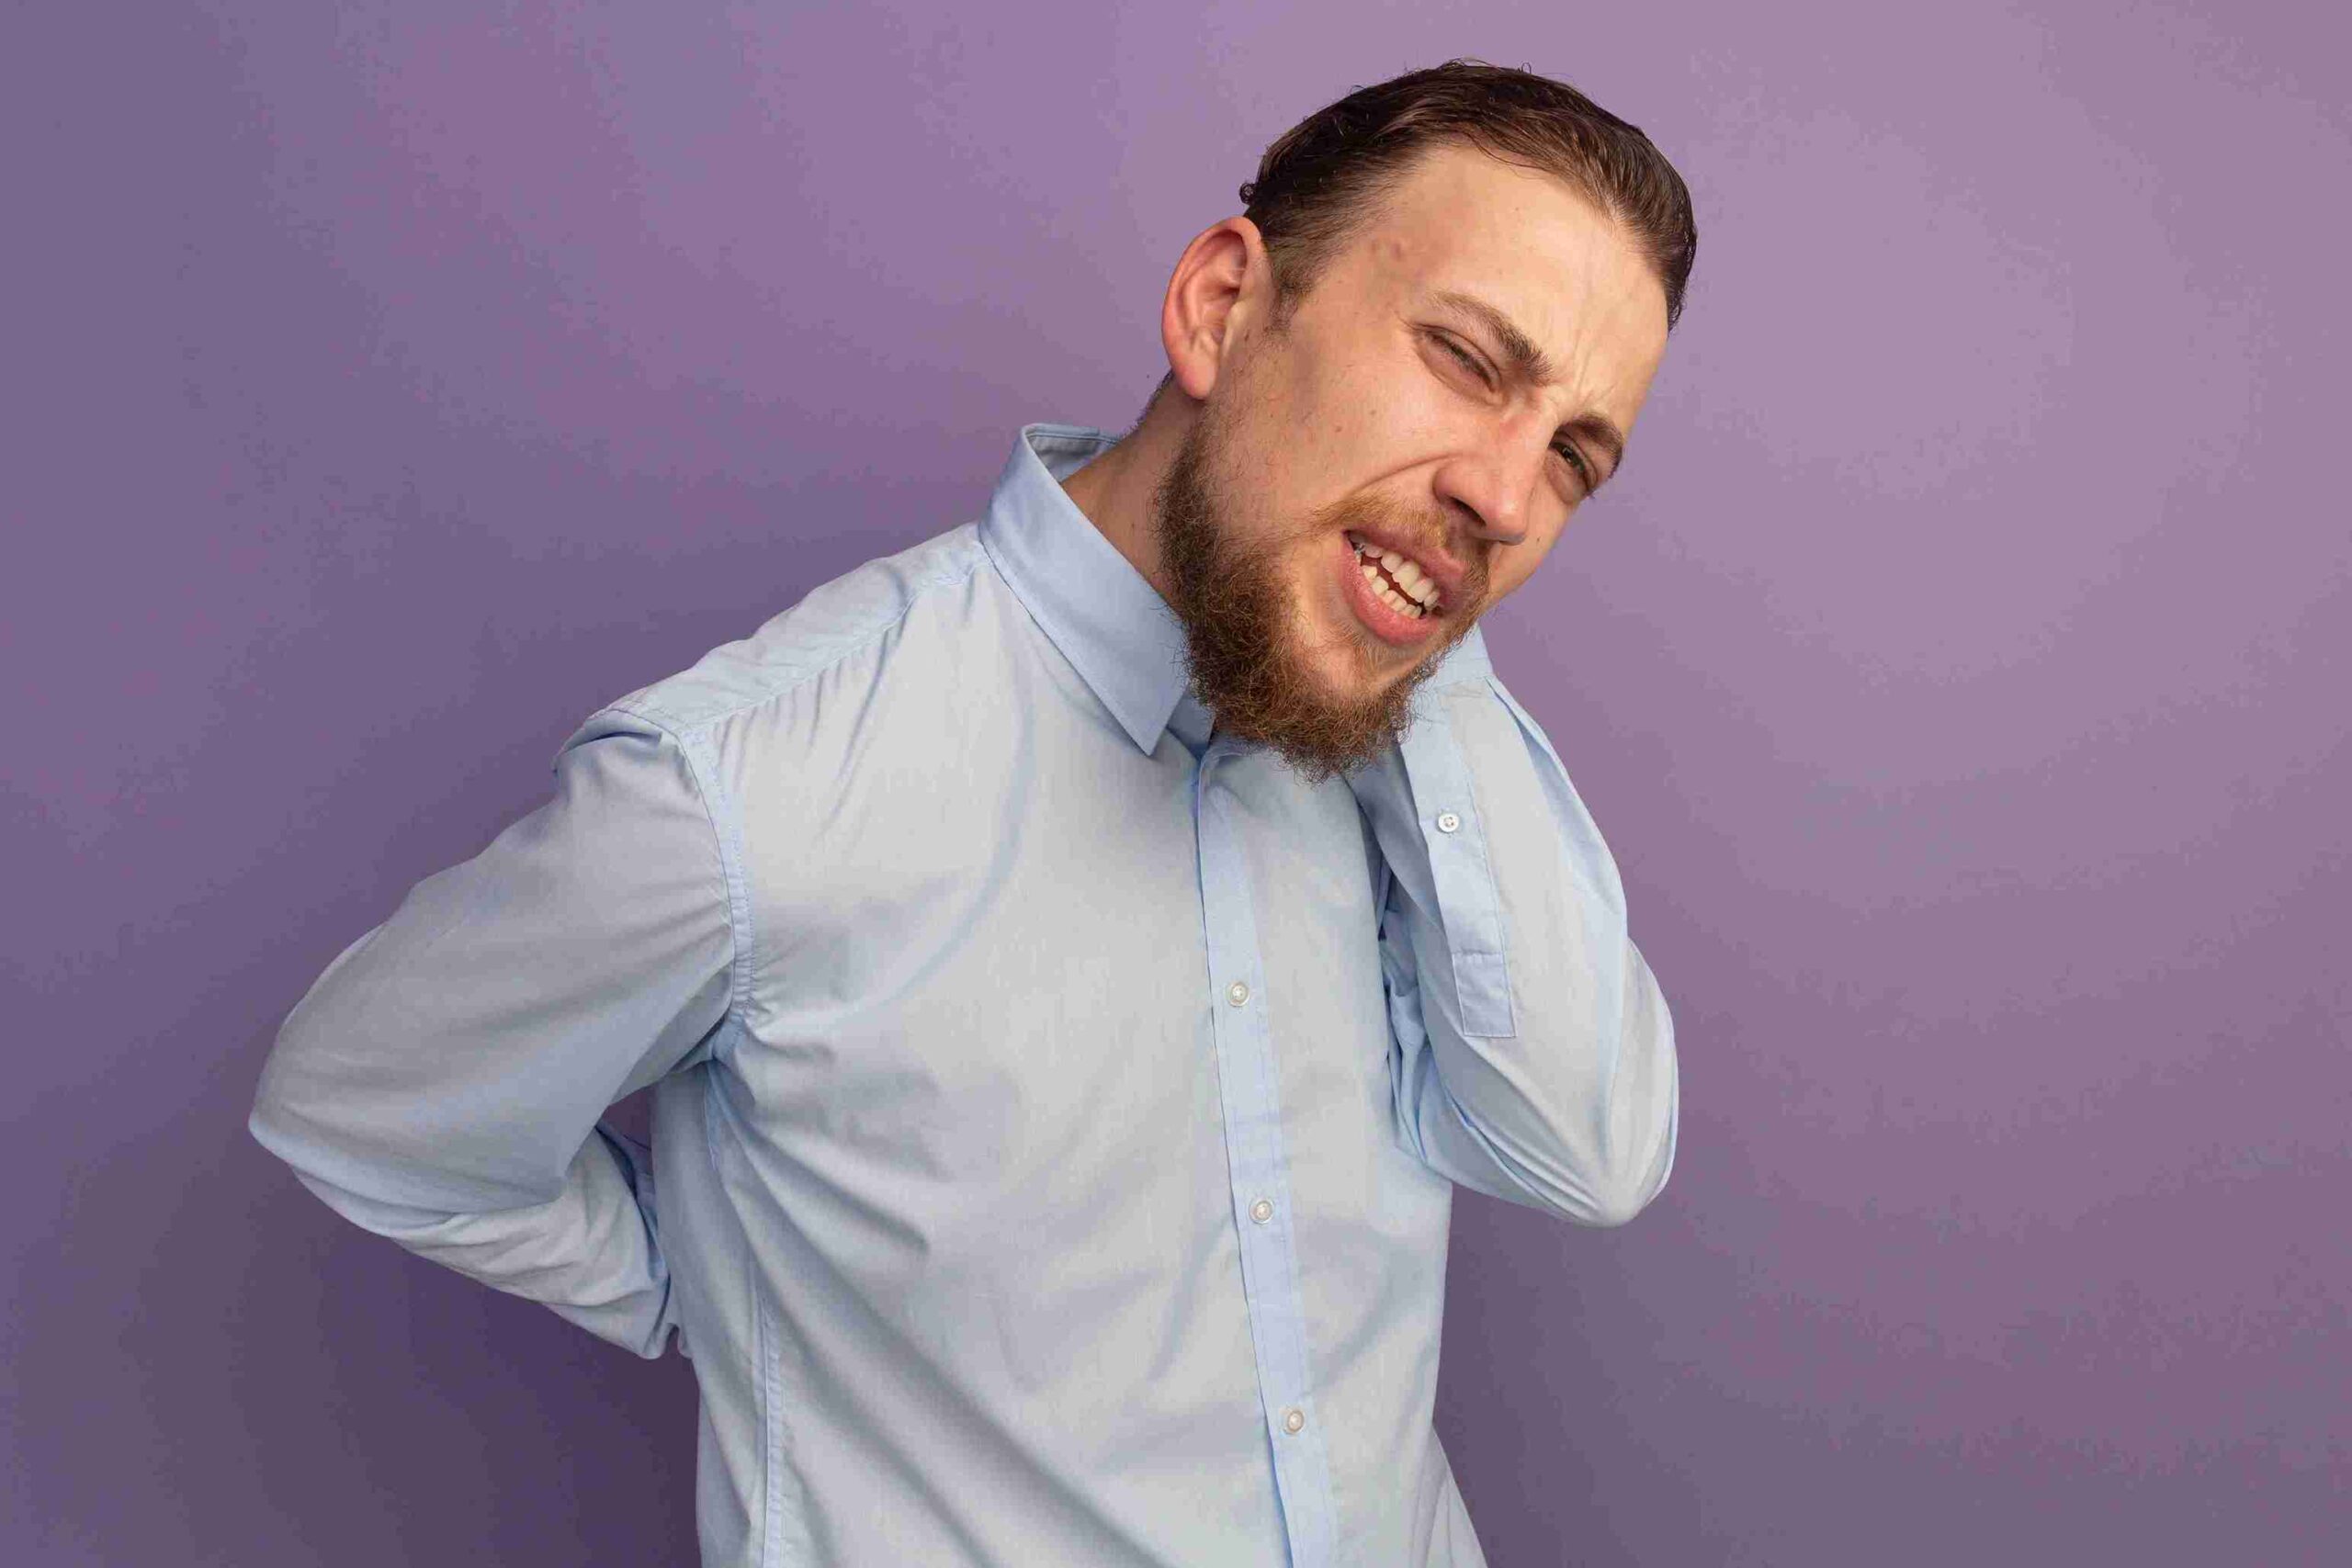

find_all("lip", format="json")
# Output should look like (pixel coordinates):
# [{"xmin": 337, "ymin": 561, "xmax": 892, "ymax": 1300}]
[
  {"xmin": 1340, "ymin": 524, "xmax": 1464, "ymax": 609},
  {"xmin": 1336, "ymin": 529, "xmax": 1445, "ymax": 649}
]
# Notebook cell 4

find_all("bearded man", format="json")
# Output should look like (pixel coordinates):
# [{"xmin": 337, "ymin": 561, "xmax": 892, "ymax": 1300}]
[{"xmin": 249, "ymin": 57, "xmax": 1695, "ymax": 1568}]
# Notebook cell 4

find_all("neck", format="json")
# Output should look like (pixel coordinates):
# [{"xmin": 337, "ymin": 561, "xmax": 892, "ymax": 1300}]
[{"xmin": 1057, "ymin": 405, "xmax": 1190, "ymax": 604}]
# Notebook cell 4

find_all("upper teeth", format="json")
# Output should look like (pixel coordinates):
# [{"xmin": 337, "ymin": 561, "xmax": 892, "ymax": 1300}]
[{"xmin": 1351, "ymin": 534, "xmax": 1442, "ymax": 612}]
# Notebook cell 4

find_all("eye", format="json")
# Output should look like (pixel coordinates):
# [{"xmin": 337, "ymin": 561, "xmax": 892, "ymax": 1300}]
[
  {"xmin": 1429, "ymin": 332, "xmax": 1596, "ymax": 492},
  {"xmin": 1553, "ymin": 439, "xmax": 1594, "ymax": 490},
  {"xmin": 1430, "ymin": 331, "xmax": 1490, "ymax": 386}
]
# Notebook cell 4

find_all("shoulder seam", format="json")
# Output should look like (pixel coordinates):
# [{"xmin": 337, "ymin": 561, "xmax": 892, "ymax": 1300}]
[
  {"xmin": 582, "ymin": 539, "xmax": 987, "ymax": 1069},
  {"xmin": 596, "ymin": 699, "xmax": 759, "ymax": 1072},
  {"xmin": 630, "ymin": 542, "xmax": 988, "ymax": 739}
]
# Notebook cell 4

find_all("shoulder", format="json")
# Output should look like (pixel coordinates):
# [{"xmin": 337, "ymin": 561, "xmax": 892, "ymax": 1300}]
[{"xmin": 594, "ymin": 522, "xmax": 990, "ymax": 741}]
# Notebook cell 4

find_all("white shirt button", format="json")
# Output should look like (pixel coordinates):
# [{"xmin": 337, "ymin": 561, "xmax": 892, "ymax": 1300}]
[
  {"xmin": 1435, "ymin": 810, "xmax": 1461, "ymax": 833},
  {"xmin": 1226, "ymin": 980, "xmax": 1250, "ymax": 1006},
  {"xmin": 1282, "ymin": 1407, "xmax": 1306, "ymax": 1434},
  {"xmin": 1250, "ymin": 1198, "xmax": 1273, "ymax": 1224}
]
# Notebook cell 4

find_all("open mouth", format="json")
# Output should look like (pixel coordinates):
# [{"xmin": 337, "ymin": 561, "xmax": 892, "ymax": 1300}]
[
  {"xmin": 1339, "ymin": 529, "xmax": 1445, "ymax": 647},
  {"xmin": 1343, "ymin": 530, "xmax": 1444, "ymax": 620}
]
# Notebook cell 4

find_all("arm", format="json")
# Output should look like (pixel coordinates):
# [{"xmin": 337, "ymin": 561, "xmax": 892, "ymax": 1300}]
[
  {"xmin": 246, "ymin": 703, "xmax": 738, "ymax": 1358},
  {"xmin": 1346, "ymin": 627, "xmax": 1679, "ymax": 1226}
]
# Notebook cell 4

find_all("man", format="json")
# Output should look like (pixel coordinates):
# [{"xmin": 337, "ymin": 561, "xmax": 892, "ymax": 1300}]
[{"xmin": 248, "ymin": 58, "xmax": 1694, "ymax": 1568}]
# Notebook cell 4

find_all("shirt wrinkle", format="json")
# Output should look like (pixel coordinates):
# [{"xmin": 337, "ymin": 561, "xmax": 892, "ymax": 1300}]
[{"xmin": 247, "ymin": 419, "xmax": 1679, "ymax": 1568}]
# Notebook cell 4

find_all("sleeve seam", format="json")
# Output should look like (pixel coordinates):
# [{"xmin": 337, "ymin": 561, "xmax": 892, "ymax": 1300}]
[{"xmin": 604, "ymin": 697, "xmax": 756, "ymax": 1072}]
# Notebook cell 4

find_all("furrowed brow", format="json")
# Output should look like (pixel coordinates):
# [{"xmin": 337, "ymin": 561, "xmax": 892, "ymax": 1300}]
[
  {"xmin": 1429, "ymin": 288, "xmax": 1629, "ymax": 490},
  {"xmin": 1431, "ymin": 288, "xmax": 1559, "ymax": 388}
]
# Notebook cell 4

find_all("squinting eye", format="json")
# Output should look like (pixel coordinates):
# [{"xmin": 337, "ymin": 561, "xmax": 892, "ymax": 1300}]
[
  {"xmin": 1432, "ymin": 333, "xmax": 1487, "ymax": 382},
  {"xmin": 1431, "ymin": 330, "xmax": 1592, "ymax": 492}
]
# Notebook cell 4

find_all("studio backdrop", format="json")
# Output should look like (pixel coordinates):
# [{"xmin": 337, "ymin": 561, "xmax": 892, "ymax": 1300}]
[{"xmin": 5, "ymin": 3, "xmax": 2345, "ymax": 1564}]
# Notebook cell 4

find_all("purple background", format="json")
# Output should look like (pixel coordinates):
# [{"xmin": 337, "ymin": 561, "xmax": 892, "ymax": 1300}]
[{"xmin": 6, "ymin": 3, "xmax": 2346, "ymax": 1563}]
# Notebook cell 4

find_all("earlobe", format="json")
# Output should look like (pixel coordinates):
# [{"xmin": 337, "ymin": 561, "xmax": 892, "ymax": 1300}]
[{"xmin": 1159, "ymin": 301, "xmax": 1218, "ymax": 403}]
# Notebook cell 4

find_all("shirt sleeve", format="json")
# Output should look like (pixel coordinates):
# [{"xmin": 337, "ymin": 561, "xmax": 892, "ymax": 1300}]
[
  {"xmin": 245, "ymin": 701, "xmax": 738, "ymax": 1359},
  {"xmin": 1345, "ymin": 627, "xmax": 1680, "ymax": 1226}
]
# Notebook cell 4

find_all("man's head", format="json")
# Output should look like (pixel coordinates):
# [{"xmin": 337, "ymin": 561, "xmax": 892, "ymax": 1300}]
[{"xmin": 1068, "ymin": 60, "xmax": 1696, "ymax": 784}]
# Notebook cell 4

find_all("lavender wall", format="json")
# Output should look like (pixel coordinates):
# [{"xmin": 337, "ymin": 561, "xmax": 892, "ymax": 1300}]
[{"xmin": 6, "ymin": 3, "xmax": 2345, "ymax": 1562}]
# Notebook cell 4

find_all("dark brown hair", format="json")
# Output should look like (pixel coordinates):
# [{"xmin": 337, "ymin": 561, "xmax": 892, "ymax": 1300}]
[
  {"xmin": 1142, "ymin": 58, "xmax": 1696, "ymax": 412},
  {"xmin": 1247, "ymin": 58, "xmax": 1694, "ymax": 327}
]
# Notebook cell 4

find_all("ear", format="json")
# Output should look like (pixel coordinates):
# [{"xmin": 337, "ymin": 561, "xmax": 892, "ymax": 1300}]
[{"xmin": 1159, "ymin": 217, "xmax": 1269, "ymax": 403}]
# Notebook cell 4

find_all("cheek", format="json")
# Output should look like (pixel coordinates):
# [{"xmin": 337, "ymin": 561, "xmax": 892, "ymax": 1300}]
[{"xmin": 1290, "ymin": 356, "xmax": 1424, "ymax": 478}]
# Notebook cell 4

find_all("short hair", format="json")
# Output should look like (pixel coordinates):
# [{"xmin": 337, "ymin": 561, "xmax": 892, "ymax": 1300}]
[{"xmin": 1141, "ymin": 57, "xmax": 1698, "ymax": 416}]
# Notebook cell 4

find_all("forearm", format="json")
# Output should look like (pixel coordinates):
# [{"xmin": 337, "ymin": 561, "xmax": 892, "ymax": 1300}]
[
  {"xmin": 266, "ymin": 1111, "xmax": 685, "ymax": 1359},
  {"xmin": 1352, "ymin": 651, "xmax": 1679, "ymax": 1225},
  {"xmin": 245, "ymin": 701, "xmax": 735, "ymax": 1359}
]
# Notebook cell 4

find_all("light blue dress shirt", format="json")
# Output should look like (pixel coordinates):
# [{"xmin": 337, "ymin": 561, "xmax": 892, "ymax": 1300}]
[{"xmin": 248, "ymin": 421, "xmax": 1680, "ymax": 1567}]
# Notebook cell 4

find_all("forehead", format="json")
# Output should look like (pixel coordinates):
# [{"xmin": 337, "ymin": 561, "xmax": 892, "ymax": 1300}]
[{"xmin": 1331, "ymin": 141, "xmax": 1668, "ymax": 398}]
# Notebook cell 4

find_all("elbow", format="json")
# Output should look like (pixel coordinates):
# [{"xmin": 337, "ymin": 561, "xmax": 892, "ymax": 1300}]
[
  {"xmin": 1582, "ymin": 961, "xmax": 1679, "ymax": 1227},
  {"xmin": 1579, "ymin": 1158, "xmax": 1669, "ymax": 1228},
  {"xmin": 1599, "ymin": 1090, "xmax": 1674, "ymax": 1222},
  {"xmin": 245, "ymin": 1025, "xmax": 320, "ymax": 1170},
  {"xmin": 246, "ymin": 1053, "xmax": 335, "ymax": 1182},
  {"xmin": 247, "ymin": 1084, "xmax": 300, "ymax": 1170},
  {"xmin": 247, "ymin": 1096, "xmax": 335, "ymax": 1198},
  {"xmin": 1577, "ymin": 1091, "xmax": 1678, "ymax": 1228}
]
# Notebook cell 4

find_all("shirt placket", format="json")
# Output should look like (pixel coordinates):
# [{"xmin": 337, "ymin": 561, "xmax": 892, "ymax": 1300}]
[{"xmin": 1192, "ymin": 745, "xmax": 1339, "ymax": 1566}]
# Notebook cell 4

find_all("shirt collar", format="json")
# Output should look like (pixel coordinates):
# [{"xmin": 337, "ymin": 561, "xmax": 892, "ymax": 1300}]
[{"xmin": 978, "ymin": 422, "xmax": 1195, "ymax": 755}]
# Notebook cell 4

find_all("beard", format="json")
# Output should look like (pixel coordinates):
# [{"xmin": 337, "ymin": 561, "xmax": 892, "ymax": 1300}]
[{"xmin": 1149, "ymin": 400, "xmax": 1483, "ymax": 788}]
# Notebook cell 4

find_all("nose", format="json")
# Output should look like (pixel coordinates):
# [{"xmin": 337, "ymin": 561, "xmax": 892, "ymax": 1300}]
[{"xmin": 1430, "ymin": 438, "xmax": 1543, "ymax": 548}]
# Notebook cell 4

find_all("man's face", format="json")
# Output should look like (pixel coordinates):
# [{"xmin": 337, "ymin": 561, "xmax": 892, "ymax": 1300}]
[{"xmin": 1152, "ymin": 141, "xmax": 1669, "ymax": 785}]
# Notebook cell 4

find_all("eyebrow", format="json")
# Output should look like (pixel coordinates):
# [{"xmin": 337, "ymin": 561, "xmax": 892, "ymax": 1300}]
[{"xmin": 1427, "ymin": 288, "xmax": 1628, "ymax": 491}]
